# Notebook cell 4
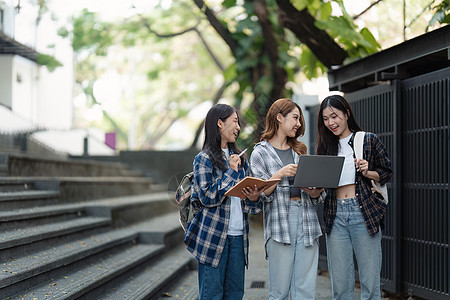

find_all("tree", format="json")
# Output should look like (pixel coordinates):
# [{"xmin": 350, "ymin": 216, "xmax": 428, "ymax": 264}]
[
  {"xmin": 190, "ymin": 0, "xmax": 380, "ymax": 143},
  {"xmin": 59, "ymin": 5, "xmax": 232, "ymax": 149},
  {"xmin": 56, "ymin": 0, "xmax": 448, "ymax": 149}
]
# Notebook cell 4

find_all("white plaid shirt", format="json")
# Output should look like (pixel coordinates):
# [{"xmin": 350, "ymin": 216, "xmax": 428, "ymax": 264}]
[{"xmin": 250, "ymin": 141, "xmax": 325, "ymax": 251}]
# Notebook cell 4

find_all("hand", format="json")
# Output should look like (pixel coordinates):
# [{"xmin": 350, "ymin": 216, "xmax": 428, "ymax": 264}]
[
  {"xmin": 242, "ymin": 185, "xmax": 268, "ymax": 202},
  {"xmin": 355, "ymin": 158, "xmax": 369, "ymax": 177},
  {"xmin": 229, "ymin": 154, "xmax": 241, "ymax": 172},
  {"xmin": 300, "ymin": 187, "xmax": 325, "ymax": 198},
  {"xmin": 275, "ymin": 163, "xmax": 297, "ymax": 178}
]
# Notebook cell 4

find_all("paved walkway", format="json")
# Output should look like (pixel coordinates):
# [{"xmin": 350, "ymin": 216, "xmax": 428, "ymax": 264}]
[{"xmin": 244, "ymin": 220, "xmax": 362, "ymax": 300}]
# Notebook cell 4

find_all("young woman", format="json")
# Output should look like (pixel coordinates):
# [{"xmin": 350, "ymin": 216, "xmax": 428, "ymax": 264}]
[
  {"xmin": 317, "ymin": 94, "xmax": 392, "ymax": 300},
  {"xmin": 250, "ymin": 98, "xmax": 325, "ymax": 300},
  {"xmin": 184, "ymin": 103, "xmax": 265, "ymax": 300}
]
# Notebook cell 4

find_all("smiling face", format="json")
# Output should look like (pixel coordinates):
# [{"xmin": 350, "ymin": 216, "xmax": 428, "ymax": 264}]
[
  {"xmin": 321, "ymin": 106, "xmax": 352, "ymax": 138},
  {"xmin": 218, "ymin": 112, "xmax": 240, "ymax": 148},
  {"xmin": 278, "ymin": 107, "xmax": 301, "ymax": 138}
]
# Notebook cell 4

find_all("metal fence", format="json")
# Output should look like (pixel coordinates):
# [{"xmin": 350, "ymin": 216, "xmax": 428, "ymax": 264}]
[{"xmin": 308, "ymin": 67, "xmax": 449, "ymax": 299}]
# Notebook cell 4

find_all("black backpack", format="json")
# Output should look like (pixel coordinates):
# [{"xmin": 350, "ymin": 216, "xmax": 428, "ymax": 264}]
[{"xmin": 175, "ymin": 172, "xmax": 200, "ymax": 231}]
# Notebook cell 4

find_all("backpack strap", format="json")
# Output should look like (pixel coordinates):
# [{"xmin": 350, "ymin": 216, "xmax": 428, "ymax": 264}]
[{"xmin": 354, "ymin": 131, "xmax": 366, "ymax": 160}]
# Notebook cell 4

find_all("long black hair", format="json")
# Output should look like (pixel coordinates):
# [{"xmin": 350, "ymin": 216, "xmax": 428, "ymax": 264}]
[
  {"xmin": 203, "ymin": 103, "xmax": 243, "ymax": 171},
  {"xmin": 316, "ymin": 95, "xmax": 362, "ymax": 155}
]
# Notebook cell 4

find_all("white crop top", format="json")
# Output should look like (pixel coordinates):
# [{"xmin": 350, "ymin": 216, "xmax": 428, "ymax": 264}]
[{"xmin": 338, "ymin": 134, "xmax": 356, "ymax": 187}]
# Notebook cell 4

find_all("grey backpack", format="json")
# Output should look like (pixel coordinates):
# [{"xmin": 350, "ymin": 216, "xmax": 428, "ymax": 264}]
[{"xmin": 175, "ymin": 172, "xmax": 199, "ymax": 231}]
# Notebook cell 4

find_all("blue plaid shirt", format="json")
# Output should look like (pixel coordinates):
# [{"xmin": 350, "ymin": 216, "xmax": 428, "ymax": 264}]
[
  {"xmin": 184, "ymin": 150, "xmax": 262, "ymax": 268},
  {"xmin": 323, "ymin": 132, "xmax": 392, "ymax": 236}
]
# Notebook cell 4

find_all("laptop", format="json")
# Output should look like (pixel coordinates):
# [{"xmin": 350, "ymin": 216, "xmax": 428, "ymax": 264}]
[{"xmin": 293, "ymin": 155, "xmax": 344, "ymax": 188}]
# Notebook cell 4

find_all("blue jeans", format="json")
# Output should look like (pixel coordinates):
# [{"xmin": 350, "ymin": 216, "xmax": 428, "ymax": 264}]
[
  {"xmin": 198, "ymin": 235, "xmax": 245, "ymax": 300},
  {"xmin": 267, "ymin": 201, "xmax": 319, "ymax": 300},
  {"xmin": 326, "ymin": 197, "xmax": 382, "ymax": 300}
]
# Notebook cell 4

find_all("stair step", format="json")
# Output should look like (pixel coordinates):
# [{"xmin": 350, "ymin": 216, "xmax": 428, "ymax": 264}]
[
  {"xmin": 85, "ymin": 192, "xmax": 177, "ymax": 226},
  {"xmin": 0, "ymin": 164, "xmax": 7, "ymax": 176},
  {"xmin": 0, "ymin": 190, "xmax": 59, "ymax": 201},
  {"xmin": 6, "ymin": 243, "xmax": 165, "ymax": 299},
  {"xmin": 0, "ymin": 190, "xmax": 60, "ymax": 209},
  {"xmin": 0, "ymin": 178, "xmax": 35, "ymax": 192},
  {"xmin": 0, "ymin": 192, "xmax": 173, "ymax": 223},
  {"xmin": 0, "ymin": 203, "xmax": 82, "ymax": 222},
  {"xmin": 158, "ymin": 268, "xmax": 199, "ymax": 300},
  {"xmin": 0, "ymin": 228, "xmax": 138, "ymax": 289},
  {"xmin": 131, "ymin": 211, "xmax": 184, "ymax": 246},
  {"xmin": 0, "ymin": 216, "xmax": 111, "ymax": 250},
  {"xmin": 82, "ymin": 245, "xmax": 194, "ymax": 300}
]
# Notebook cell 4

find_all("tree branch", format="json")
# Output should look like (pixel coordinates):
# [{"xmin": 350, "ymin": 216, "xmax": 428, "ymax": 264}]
[
  {"xmin": 353, "ymin": 0, "xmax": 384, "ymax": 20},
  {"xmin": 193, "ymin": 28, "xmax": 224, "ymax": 71},
  {"xmin": 275, "ymin": 0, "xmax": 348, "ymax": 68},
  {"xmin": 140, "ymin": 17, "xmax": 198, "ymax": 38},
  {"xmin": 193, "ymin": 0, "xmax": 238, "ymax": 57}
]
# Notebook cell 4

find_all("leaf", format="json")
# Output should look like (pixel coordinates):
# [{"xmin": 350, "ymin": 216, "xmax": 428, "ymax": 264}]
[
  {"xmin": 315, "ymin": 17, "xmax": 376, "ymax": 51},
  {"xmin": 359, "ymin": 28, "xmax": 380, "ymax": 52},
  {"xmin": 222, "ymin": 0, "xmax": 237, "ymax": 9},
  {"xmin": 318, "ymin": 2, "xmax": 332, "ymax": 21},
  {"xmin": 290, "ymin": 0, "xmax": 309, "ymax": 11},
  {"xmin": 299, "ymin": 46, "xmax": 324, "ymax": 80},
  {"xmin": 224, "ymin": 64, "xmax": 237, "ymax": 82},
  {"xmin": 36, "ymin": 54, "xmax": 63, "ymax": 72},
  {"xmin": 308, "ymin": 0, "xmax": 322, "ymax": 14}
]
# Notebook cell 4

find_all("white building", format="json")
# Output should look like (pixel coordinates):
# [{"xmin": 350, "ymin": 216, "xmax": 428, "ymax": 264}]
[
  {"xmin": 0, "ymin": 0, "xmax": 73, "ymax": 129},
  {"xmin": 0, "ymin": 0, "xmax": 114, "ymax": 156}
]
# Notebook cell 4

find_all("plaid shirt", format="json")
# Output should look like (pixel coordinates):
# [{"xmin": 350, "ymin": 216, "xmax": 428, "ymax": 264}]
[
  {"xmin": 184, "ymin": 150, "xmax": 262, "ymax": 268},
  {"xmin": 250, "ymin": 141, "xmax": 325, "ymax": 250},
  {"xmin": 323, "ymin": 132, "xmax": 392, "ymax": 236}
]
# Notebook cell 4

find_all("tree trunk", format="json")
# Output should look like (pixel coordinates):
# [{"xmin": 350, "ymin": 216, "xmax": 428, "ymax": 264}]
[{"xmin": 251, "ymin": 0, "xmax": 289, "ymax": 141}]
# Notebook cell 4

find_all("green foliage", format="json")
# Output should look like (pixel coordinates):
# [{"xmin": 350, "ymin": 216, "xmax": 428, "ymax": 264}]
[
  {"xmin": 54, "ymin": 0, "xmax": 444, "ymax": 149},
  {"xmin": 428, "ymin": 0, "xmax": 450, "ymax": 29},
  {"xmin": 315, "ymin": 16, "xmax": 380, "ymax": 55},
  {"xmin": 69, "ymin": 9, "xmax": 114, "ymax": 55},
  {"xmin": 36, "ymin": 53, "xmax": 63, "ymax": 71},
  {"xmin": 222, "ymin": 0, "xmax": 237, "ymax": 9},
  {"xmin": 299, "ymin": 46, "xmax": 325, "ymax": 79},
  {"xmin": 291, "ymin": 0, "xmax": 322, "ymax": 14}
]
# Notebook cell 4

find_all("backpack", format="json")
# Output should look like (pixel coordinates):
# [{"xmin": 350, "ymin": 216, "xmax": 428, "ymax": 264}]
[
  {"xmin": 175, "ymin": 172, "xmax": 200, "ymax": 231},
  {"xmin": 354, "ymin": 131, "xmax": 389, "ymax": 204}
]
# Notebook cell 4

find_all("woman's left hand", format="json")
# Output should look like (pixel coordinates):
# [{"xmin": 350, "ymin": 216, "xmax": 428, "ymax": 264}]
[
  {"xmin": 300, "ymin": 187, "xmax": 324, "ymax": 198},
  {"xmin": 355, "ymin": 158, "xmax": 369, "ymax": 176},
  {"xmin": 242, "ymin": 185, "xmax": 267, "ymax": 202},
  {"xmin": 354, "ymin": 158, "xmax": 381, "ymax": 181}
]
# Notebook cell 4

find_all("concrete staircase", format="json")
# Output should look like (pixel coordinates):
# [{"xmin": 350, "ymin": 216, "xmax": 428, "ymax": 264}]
[{"xmin": 0, "ymin": 153, "xmax": 198, "ymax": 299}]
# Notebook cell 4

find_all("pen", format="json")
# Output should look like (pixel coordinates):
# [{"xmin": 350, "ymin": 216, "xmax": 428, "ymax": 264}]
[{"xmin": 238, "ymin": 148, "xmax": 248, "ymax": 157}]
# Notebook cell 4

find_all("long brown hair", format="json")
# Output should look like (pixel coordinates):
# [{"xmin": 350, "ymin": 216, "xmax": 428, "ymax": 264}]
[{"xmin": 260, "ymin": 98, "xmax": 307, "ymax": 155}]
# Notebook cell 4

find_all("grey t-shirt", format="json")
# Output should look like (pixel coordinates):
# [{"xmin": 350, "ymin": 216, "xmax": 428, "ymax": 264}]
[{"xmin": 273, "ymin": 147, "xmax": 301, "ymax": 198}]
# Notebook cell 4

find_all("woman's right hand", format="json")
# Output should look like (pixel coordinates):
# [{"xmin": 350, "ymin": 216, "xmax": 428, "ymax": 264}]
[
  {"xmin": 264, "ymin": 164, "xmax": 297, "ymax": 196},
  {"xmin": 273, "ymin": 163, "xmax": 297, "ymax": 179},
  {"xmin": 229, "ymin": 154, "xmax": 241, "ymax": 172}
]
